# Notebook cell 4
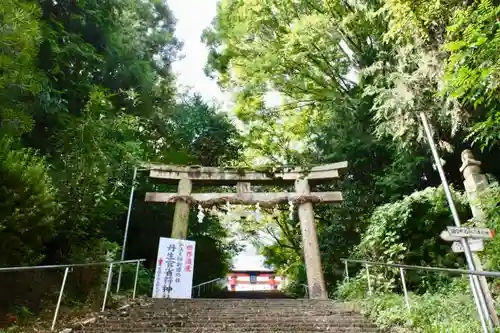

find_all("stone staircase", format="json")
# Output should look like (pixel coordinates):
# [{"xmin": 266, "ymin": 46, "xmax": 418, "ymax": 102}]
[{"xmin": 72, "ymin": 291, "xmax": 380, "ymax": 333}]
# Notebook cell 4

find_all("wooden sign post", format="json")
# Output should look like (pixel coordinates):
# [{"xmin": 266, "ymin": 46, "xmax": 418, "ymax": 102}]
[{"xmin": 143, "ymin": 162, "xmax": 348, "ymax": 300}]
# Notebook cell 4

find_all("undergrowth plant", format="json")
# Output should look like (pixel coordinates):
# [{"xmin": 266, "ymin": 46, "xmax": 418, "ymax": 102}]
[{"xmin": 338, "ymin": 277, "xmax": 484, "ymax": 333}]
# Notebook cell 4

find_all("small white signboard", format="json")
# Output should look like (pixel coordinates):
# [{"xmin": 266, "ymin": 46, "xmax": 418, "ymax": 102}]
[
  {"xmin": 152, "ymin": 237, "xmax": 196, "ymax": 299},
  {"xmin": 440, "ymin": 230, "xmax": 461, "ymax": 242},
  {"xmin": 447, "ymin": 226, "xmax": 495, "ymax": 240},
  {"xmin": 451, "ymin": 239, "xmax": 485, "ymax": 253}
]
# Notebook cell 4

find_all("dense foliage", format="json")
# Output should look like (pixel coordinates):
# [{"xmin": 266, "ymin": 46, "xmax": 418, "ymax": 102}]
[
  {"xmin": 2, "ymin": 0, "xmax": 500, "ymax": 331},
  {"xmin": 205, "ymin": 0, "xmax": 500, "ymax": 330},
  {"xmin": 0, "ymin": 0, "xmax": 241, "ymax": 324},
  {"xmin": 0, "ymin": 138, "xmax": 58, "ymax": 267},
  {"xmin": 355, "ymin": 284, "xmax": 482, "ymax": 333}
]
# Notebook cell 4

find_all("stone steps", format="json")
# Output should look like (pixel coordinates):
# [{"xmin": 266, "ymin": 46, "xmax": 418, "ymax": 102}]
[
  {"xmin": 87, "ymin": 320, "xmax": 371, "ymax": 327},
  {"xmin": 83, "ymin": 327, "xmax": 376, "ymax": 331},
  {"xmin": 72, "ymin": 294, "xmax": 382, "ymax": 333}
]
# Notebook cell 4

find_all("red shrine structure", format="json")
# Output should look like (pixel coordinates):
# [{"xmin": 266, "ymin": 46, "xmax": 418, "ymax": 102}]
[{"xmin": 226, "ymin": 269, "xmax": 284, "ymax": 292}]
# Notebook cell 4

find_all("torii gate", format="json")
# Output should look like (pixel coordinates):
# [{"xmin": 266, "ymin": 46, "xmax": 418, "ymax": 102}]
[{"xmin": 143, "ymin": 162, "xmax": 348, "ymax": 299}]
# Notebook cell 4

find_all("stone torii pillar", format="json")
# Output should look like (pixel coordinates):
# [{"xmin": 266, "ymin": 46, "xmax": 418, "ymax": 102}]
[
  {"xmin": 460, "ymin": 150, "xmax": 499, "ymax": 326},
  {"xmin": 143, "ymin": 162, "xmax": 348, "ymax": 300},
  {"xmin": 171, "ymin": 177, "xmax": 192, "ymax": 239},
  {"xmin": 295, "ymin": 178, "xmax": 327, "ymax": 298}
]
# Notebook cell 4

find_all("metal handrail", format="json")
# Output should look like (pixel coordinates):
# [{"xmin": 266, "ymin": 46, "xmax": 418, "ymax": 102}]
[
  {"xmin": 0, "ymin": 258, "xmax": 146, "ymax": 331},
  {"xmin": 341, "ymin": 258, "xmax": 500, "ymax": 331},
  {"xmin": 192, "ymin": 277, "xmax": 225, "ymax": 297},
  {"xmin": 0, "ymin": 259, "xmax": 146, "ymax": 272},
  {"xmin": 341, "ymin": 259, "xmax": 500, "ymax": 278},
  {"xmin": 192, "ymin": 277, "xmax": 223, "ymax": 289}
]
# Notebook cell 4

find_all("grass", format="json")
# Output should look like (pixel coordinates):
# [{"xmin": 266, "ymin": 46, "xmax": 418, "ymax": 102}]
[
  {"xmin": 358, "ymin": 291, "xmax": 481, "ymax": 333},
  {"xmin": 336, "ymin": 277, "xmax": 492, "ymax": 333}
]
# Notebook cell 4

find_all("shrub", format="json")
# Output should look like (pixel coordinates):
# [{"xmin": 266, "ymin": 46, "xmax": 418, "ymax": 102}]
[
  {"xmin": 0, "ymin": 137, "xmax": 59, "ymax": 266},
  {"xmin": 354, "ymin": 186, "xmax": 469, "ymax": 293},
  {"xmin": 0, "ymin": 136, "xmax": 59, "ymax": 317},
  {"xmin": 341, "ymin": 277, "xmax": 482, "ymax": 333}
]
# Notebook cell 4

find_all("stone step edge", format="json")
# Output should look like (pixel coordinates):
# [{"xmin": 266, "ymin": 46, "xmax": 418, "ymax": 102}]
[{"xmin": 58, "ymin": 303, "xmax": 134, "ymax": 333}]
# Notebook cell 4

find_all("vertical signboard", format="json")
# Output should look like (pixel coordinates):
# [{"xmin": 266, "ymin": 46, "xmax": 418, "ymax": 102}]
[{"xmin": 152, "ymin": 237, "xmax": 196, "ymax": 299}]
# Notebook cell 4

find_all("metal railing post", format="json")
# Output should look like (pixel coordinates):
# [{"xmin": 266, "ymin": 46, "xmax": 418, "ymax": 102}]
[
  {"xmin": 132, "ymin": 260, "xmax": 140, "ymax": 299},
  {"xmin": 117, "ymin": 167, "xmax": 138, "ymax": 293},
  {"xmin": 197, "ymin": 286, "xmax": 201, "ymax": 297},
  {"xmin": 116, "ymin": 267, "xmax": 122, "ymax": 293},
  {"xmin": 469, "ymin": 274, "xmax": 489, "ymax": 333},
  {"xmin": 365, "ymin": 264, "xmax": 372, "ymax": 295},
  {"xmin": 116, "ymin": 264, "xmax": 122, "ymax": 293},
  {"xmin": 102, "ymin": 263, "xmax": 114, "ymax": 312},
  {"xmin": 399, "ymin": 268, "xmax": 410, "ymax": 309},
  {"xmin": 51, "ymin": 267, "xmax": 69, "ymax": 331},
  {"xmin": 344, "ymin": 261, "xmax": 349, "ymax": 282}
]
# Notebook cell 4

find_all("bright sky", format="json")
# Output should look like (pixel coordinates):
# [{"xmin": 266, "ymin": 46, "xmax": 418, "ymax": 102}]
[
  {"xmin": 167, "ymin": 0, "xmax": 234, "ymax": 110},
  {"xmin": 167, "ymin": 0, "xmax": 266, "ymax": 271}
]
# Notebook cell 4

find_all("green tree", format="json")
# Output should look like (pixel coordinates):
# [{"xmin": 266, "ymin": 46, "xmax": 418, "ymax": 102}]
[
  {"xmin": 204, "ymin": 0, "xmax": 445, "ymax": 294},
  {"xmin": 203, "ymin": 0, "xmax": 377, "ymax": 162},
  {"xmin": 443, "ymin": 0, "xmax": 500, "ymax": 150},
  {"xmin": 354, "ymin": 186, "xmax": 469, "ymax": 293},
  {"xmin": 0, "ymin": 0, "xmax": 244, "ymax": 318},
  {"xmin": 0, "ymin": 137, "xmax": 58, "ymax": 266},
  {"xmin": 0, "ymin": 0, "xmax": 42, "ymax": 136},
  {"xmin": 43, "ymin": 88, "xmax": 145, "ymax": 263},
  {"xmin": 152, "ymin": 93, "xmax": 242, "ymax": 166},
  {"xmin": 16, "ymin": 0, "xmax": 183, "ymax": 264}
]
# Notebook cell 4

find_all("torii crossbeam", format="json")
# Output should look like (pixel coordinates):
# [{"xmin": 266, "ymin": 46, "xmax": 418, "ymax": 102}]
[{"xmin": 143, "ymin": 162, "xmax": 348, "ymax": 299}]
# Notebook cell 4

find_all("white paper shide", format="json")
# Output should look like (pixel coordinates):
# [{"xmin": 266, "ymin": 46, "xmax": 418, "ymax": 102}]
[{"xmin": 152, "ymin": 237, "xmax": 196, "ymax": 299}]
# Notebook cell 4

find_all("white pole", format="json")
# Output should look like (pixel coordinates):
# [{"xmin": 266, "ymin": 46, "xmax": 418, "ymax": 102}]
[
  {"xmin": 102, "ymin": 263, "xmax": 114, "ymax": 312},
  {"xmin": 365, "ymin": 264, "xmax": 372, "ymax": 295},
  {"xmin": 399, "ymin": 268, "xmax": 410, "ymax": 309},
  {"xmin": 344, "ymin": 261, "xmax": 349, "ymax": 282},
  {"xmin": 469, "ymin": 274, "xmax": 490, "ymax": 333},
  {"xmin": 420, "ymin": 113, "xmax": 492, "ymax": 332},
  {"xmin": 117, "ymin": 167, "xmax": 138, "ymax": 292},
  {"xmin": 132, "ymin": 261, "xmax": 140, "ymax": 299},
  {"xmin": 51, "ymin": 267, "xmax": 69, "ymax": 331}
]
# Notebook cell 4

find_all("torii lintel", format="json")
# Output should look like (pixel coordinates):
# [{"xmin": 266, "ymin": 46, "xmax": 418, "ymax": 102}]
[{"xmin": 140, "ymin": 162, "xmax": 348, "ymax": 185}]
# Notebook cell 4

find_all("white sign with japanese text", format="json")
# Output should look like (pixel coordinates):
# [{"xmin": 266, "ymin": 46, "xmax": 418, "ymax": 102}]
[
  {"xmin": 446, "ymin": 226, "xmax": 495, "ymax": 240},
  {"xmin": 152, "ymin": 237, "xmax": 196, "ymax": 299}
]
